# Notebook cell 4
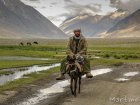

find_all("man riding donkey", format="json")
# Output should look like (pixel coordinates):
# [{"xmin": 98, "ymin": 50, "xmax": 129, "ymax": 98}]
[{"xmin": 56, "ymin": 28, "xmax": 93, "ymax": 80}]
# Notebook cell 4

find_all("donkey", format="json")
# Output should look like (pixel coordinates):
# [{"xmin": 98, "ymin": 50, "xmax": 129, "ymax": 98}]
[
  {"xmin": 66, "ymin": 55, "xmax": 84, "ymax": 97},
  {"xmin": 27, "ymin": 42, "xmax": 32, "ymax": 46}
]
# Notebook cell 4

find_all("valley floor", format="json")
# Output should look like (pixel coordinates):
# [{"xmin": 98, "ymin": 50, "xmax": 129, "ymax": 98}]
[
  {"xmin": 0, "ymin": 38, "xmax": 139, "ymax": 105},
  {"xmin": 1, "ymin": 63, "xmax": 140, "ymax": 105}
]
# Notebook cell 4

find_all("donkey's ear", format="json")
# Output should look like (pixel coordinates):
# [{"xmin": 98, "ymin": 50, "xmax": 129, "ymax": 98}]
[{"xmin": 73, "ymin": 55, "xmax": 76, "ymax": 59}]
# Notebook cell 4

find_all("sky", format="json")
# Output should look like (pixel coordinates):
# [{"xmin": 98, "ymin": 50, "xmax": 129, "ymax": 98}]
[{"xmin": 21, "ymin": 0, "xmax": 140, "ymax": 26}]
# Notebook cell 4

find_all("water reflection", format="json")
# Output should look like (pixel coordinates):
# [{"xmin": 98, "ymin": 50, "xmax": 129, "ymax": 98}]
[{"xmin": 0, "ymin": 63, "xmax": 60, "ymax": 85}]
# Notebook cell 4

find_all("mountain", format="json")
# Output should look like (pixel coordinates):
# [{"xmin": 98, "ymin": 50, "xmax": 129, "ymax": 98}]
[
  {"xmin": 0, "ymin": 0, "xmax": 66, "ymax": 39},
  {"xmin": 60, "ymin": 9, "xmax": 129, "ymax": 37},
  {"xmin": 102, "ymin": 9, "xmax": 140, "ymax": 38},
  {"xmin": 60, "ymin": 14, "xmax": 102, "ymax": 36}
]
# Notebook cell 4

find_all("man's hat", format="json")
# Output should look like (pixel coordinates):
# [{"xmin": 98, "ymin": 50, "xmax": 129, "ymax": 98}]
[{"xmin": 73, "ymin": 28, "xmax": 81, "ymax": 32}]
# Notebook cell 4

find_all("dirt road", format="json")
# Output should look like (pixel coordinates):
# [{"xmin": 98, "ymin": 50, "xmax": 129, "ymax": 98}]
[
  {"xmin": 61, "ymin": 76, "xmax": 140, "ymax": 105},
  {"xmin": 1, "ymin": 63, "xmax": 140, "ymax": 105},
  {"xmin": 43, "ymin": 63, "xmax": 140, "ymax": 105}
]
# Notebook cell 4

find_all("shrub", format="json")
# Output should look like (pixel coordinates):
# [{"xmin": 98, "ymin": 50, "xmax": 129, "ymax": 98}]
[
  {"xmin": 103, "ymin": 54, "xmax": 110, "ymax": 58},
  {"xmin": 113, "ymin": 55, "xmax": 120, "ymax": 59}
]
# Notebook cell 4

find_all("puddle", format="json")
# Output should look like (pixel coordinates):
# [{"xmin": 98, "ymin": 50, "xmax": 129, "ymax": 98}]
[
  {"xmin": 0, "ymin": 63, "xmax": 60, "ymax": 85},
  {"xmin": 115, "ymin": 72, "xmax": 139, "ymax": 82},
  {"xmin": 115, "ymin": 78, "xmax": 129, "ymax": 82},
  {"xmin": 17, "ymin": 68, "xmax": 112, "ymax": 105},
  {"xmin": 17, "ymin": 80, "xmax": 70, "ymax": 105},
  {"xmin": 124, "ymin": 72, "xmax": 139, "ymax": 77},
  {"xmin": 90, "ymin": 68, "xmax": 112, "ymax": 76},
  {"xmin": 0, "ymin": 56, "xmax": 51, "ymax": 61}
]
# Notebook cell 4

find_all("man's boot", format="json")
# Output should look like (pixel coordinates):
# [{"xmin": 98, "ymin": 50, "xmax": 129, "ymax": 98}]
[
  {"xmin": 56, "ymin": 73, "xmax": 65, "ymax": 80},
  {"xmin": 86, "ymin": 72, "xmax": 93, "ymax": 78}
]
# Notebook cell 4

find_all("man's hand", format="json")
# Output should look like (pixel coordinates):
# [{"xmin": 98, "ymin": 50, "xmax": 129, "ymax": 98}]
[
  {"xmin": 69, "ymin": 53, "xmax": 81, "ymax": 59},
  {"xmin": 75, "ymin": 53, "xmax": 80, "ymax": 58},
  {"xmin": 69, "ymin": 53, "xmax": 75, "ymax": 59}
]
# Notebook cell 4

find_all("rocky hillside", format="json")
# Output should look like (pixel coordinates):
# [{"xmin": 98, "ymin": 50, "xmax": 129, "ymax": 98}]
[
  {"xmin": 0, "ymin": 0, "xmax": 66, "ymax": 39},
  {"xmin": 60, "ymin": 9, "xmax": 129, "ymax": 37},
  {"xmin": 103, "ymin": 9, "xmax": 140, "ymax": 38}
]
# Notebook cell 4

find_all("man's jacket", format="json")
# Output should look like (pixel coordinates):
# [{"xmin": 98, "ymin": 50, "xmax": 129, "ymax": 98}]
[{"xmin": 66, "ymin": 35, "xmax": 87, "ymax": 55}]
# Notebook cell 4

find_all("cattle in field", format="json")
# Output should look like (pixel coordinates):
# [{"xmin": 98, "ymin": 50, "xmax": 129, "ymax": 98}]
[
  {"xmin": 27, "ymin": 42, "xmax": 32, "ymax": 46},
  {"xmin": 33, "ymin": 41, "xmax": 38, "ymax": 45},
  {"xmin": 19, "ymin": 42, "xmax": 24, "ymax": 46}
]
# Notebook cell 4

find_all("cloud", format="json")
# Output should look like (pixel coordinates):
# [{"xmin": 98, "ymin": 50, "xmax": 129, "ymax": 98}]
[
  {"xmin": 64, "ymin": 0, "xmax": 73, "ymax": 3},
  {"xmin": 51, "ymin": 2, "xmax": 58, "ymax": 5},
  {"xmin": 62, "ymin": 1, "xmax": 102, "ymax": 20},
  {"xmin": 110, "ymin": 0, "xmax": 140, "ymax": 13},
  {"xmin": 41, "ymin": 6, "xmax": 46, "ymax": 9}
]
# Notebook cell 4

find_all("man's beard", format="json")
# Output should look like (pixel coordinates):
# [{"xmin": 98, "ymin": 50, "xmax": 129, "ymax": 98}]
[{"xmin": 74, "ymin": 34, "xmax": 81, "ymax": 39}]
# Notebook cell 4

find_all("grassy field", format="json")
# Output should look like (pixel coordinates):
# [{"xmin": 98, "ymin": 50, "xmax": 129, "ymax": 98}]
[
  {"xmin": 0, "ymin": 38, "xmax": 139, "ymax": 92},
  {"xmin": 0, "ymin": 70, "xmax": 14, "ymax": 76},
  {"xmin": 0, "ymin": 46, "xmax": 62, "ymax": 58},
  {"xmin": 0, "ymin": 60, "xmax": 59, "ymax": 69},
  {"xmin": 0, "ymin": 38, "xmax": 139, "ymax": 69}
]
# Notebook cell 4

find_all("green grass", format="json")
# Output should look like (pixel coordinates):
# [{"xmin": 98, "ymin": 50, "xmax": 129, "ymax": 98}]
[
  {"xmin": 0, "ymin": 38, "xmax": 139, "ymax": 93},
  {"xmin": 90, "ymin": 58, "xmax": 140, "ymax": 67},
  {"xmin": 0, "ymin": 38, "xmax": 139, "ymax": 71},
  {"xmin": 0, "ymin": 45, "xmax": 65, "ymax": 58},
  {"xmin": 0, "ymin": 60, "xmax": 59, "ymax": 69},
  {"xmin": 90, "ymin": 58, "xmax": 120, "ymax": 67},
  {"xmin": 0, "ymin": 70, "xmax": 14, "ymax": 76},
  {"xmin": 88, "ymin": 46, "xmax": 140, "ymax": 60},
  {"xmin": 0, "ymin": 49, "xmax": 57, "ymax": 58}
]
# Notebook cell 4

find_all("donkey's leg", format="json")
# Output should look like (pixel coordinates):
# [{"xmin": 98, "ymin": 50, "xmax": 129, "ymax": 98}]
[
  {"xmin": 78, "ymin": 76, "xmax": 81, "ymax": 93},
  {"xmin": 70, "ymin": 78, "xmax": 74, "ymax": 95},
  {"xmin": 74, "ymin": 78, "xmax": 77, "ymax": 97}
]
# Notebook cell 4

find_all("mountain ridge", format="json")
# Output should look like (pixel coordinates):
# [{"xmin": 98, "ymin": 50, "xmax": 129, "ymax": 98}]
[
  {"xmin": 60, "ymin": 9, "xmax": 129, "ymax": 37},
  {"xmin": 102, "ymin": 9, "xmax": 140, "ymax": 38},
  {"xmin": 0, "ymin": 0, "xmax": 67, "ymax": 39}
]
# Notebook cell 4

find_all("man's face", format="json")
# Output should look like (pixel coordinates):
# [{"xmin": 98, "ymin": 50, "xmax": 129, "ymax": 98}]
[{"xmin": 74, "ymin": 31, "xmax": 81, "ymax": 37}]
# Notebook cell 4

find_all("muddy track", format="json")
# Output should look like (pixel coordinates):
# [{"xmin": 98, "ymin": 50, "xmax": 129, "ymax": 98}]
[
  {"xmin": 0, "ymin": 72, "xmax": 59, "ymax": 105},
  {"xmin": 1, "ymin": 63, "xmax": 140, "ymax": 105},
  {"xmin": 58, "ymin": 63, "xmax": 140, "ymax": 105}
]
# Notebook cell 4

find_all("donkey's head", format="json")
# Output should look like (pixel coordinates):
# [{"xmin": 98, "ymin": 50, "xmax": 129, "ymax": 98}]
[
  {"xmin": 66, "ymin": 55, "xmax": 76, "ymax": 63},
  {"xmin": 66, "ymin": 55, "xmax": 77, "ymax": 76}
]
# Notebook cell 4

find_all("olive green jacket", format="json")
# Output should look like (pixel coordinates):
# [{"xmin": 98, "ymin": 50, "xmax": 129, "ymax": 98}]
[{"xmin": 66, "ymin": 35, "xmax": 87, "ymax": 55}]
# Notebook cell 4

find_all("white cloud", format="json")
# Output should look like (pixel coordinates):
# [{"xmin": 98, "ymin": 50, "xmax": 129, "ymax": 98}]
[
  {"xmin": 20, "ymin": 0, "xmax": 118, "ymax": 26},
  {"xmin": 61, "ymin": 2, "xmax": 102, "ymax": 19},
  {"xmin": 110, "ymin": 0, "xmax": 140, "ymax": 13}
]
